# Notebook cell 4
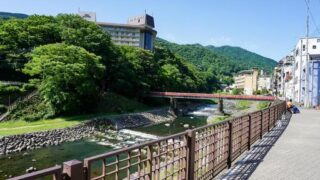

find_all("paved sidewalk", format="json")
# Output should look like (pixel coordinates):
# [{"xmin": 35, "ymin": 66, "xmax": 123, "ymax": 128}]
[{"xmin": 219, "ymin": 109, "xmax": 320, "ymax": 180}]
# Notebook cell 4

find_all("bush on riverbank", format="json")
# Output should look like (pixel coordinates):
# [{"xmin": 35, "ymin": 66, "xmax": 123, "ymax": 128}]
[
  {"xmin": 236, "ymin": 100, "xmax": 252, "ymax": 110},
  {"xmin": 4, "ymin": 94, "xmax": 55, "ymax": 122},
  {"xmin": 207, "ymin": 116, "xmax": 228, "ymax": 124},
  {"xmin": 257, "ymin": 101, "xmax": 270, "ymax": 110}
]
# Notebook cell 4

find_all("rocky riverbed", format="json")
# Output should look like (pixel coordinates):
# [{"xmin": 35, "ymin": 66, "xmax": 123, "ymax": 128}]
[
  {"xmin": 110, "ymin": 108, "xmax": 177, "ymax": 129},
  {"xmin": 0, "ymin": 107, "xmax": 176, "ymax": 155}
]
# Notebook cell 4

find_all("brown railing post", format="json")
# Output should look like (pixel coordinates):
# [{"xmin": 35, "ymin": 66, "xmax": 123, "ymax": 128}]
[
  {"xmin": 260, "ymin": 111, "xmax": 263, "ymax": 139},
  {"xmin": 147, "ymin": 145, "xmax": 153, "ymax": 180},
  {"xmin": 63, "ymin": 160, "xmax": 84, "ymax": 180},
  {"xmin": 227, "ymin": 121, "xmax": 233, "ymax": 168},
  {"xmin": 274, "ymin": 106, "xmax": 277, "ymax": 126},
  {"xmin": 186, "ymin": 130, "xmax": 196, "ymax": 180},
  {"xmin": 268, "ymin": 108, "xmax": 271, "ymax": 132},
  {"xmin": 248, "ymin": 114, "xmax": 252, "ymax": 150}
]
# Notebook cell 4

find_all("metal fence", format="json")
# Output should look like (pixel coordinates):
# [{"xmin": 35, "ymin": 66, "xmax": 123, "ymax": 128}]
[{"xmin": 8, "ymin": 101, "xmax": 286, "ymax": 180}]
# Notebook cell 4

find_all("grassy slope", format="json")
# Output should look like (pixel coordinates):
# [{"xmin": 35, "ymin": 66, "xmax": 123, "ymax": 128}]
[{"xmin": 0, "ymin": 93, "xmax": 151, "ymax": 136}]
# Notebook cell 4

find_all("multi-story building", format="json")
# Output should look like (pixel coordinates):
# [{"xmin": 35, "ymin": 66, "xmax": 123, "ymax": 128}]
[
  {"xmin": 273, "ymin": 37, "xmax": 320, "ymax": 107},
  {"xmin": 293, "ymin": 37, "xmax": 320, "ymax": 107},
  {"xmin": 78, "ymin": 12, "xmax": 157, "ymax": 51},
  {"xmin": 233, "ymin": 68, "xmax": 259, "ymax": 95},
  {"xmin": 273, "ymin": 55, "xmax": 294, "ymax": 100},
  {"xmin": 257, "ymin": 70, "xmax": 271, "ymax": 92}
]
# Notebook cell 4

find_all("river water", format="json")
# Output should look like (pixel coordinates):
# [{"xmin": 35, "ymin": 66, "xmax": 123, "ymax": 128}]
[{"xmin": 0, "ymin": 104, "xmax": 218, "ymax": 179}]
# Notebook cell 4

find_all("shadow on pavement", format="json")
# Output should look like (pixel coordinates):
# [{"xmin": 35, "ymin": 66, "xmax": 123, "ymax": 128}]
[{"xmin": 218, "ymin": 112, "xmax": 292, "ymax": 180}]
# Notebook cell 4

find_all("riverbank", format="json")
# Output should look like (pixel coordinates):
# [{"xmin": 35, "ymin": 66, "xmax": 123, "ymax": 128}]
[
  {"xmin": 0, "ymin": 107, "xmax": 179, "ymax": 154},
  {"xmin": 0, "ymin": 102, "xmax": 241, "ymax": 178}
]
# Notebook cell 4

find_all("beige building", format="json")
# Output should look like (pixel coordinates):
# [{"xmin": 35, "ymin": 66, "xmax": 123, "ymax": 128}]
[
  {"xmin": 233, "ymin": 68, "xmax": 259, "ymax": 95},
  {"xmin": 78, "ymin": 11, "xmax": 157, "ymax": 51}
]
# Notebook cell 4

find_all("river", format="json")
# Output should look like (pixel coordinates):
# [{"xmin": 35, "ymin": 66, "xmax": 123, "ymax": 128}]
[{"xmin": 0, "ymin": 104, "xmax": 218, "ymax": 179}]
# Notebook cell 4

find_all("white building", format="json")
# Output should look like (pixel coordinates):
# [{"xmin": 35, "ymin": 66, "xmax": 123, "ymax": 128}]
[
  {"xmin": 257, "ymin": 70, "xmax": 271, "ymax": 92},
  {"xmin": 293, "ymin": 37, "xmax": 320, "ymax": 107},
  {"xmin": 278, "ymin": 55, "xmax": 295, "ymax": 100}
]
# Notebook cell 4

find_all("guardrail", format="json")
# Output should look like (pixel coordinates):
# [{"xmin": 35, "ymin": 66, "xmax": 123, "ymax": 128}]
[{"xmin": 8, "ymin": 101, "xmax": 286, "ymax": 180}]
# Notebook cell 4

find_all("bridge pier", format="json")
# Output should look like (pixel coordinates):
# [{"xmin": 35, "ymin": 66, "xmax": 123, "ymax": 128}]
[
  {"xmin": 169, "ymin": 98, "xmax": 178, "ymax": 114},
  {"xmin": 214, "ymin": 98, "xmax": 225, "ymax": 115}
]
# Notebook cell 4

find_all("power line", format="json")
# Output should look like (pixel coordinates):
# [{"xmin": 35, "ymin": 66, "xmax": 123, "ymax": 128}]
[{"xmin": 304, "ymin": 0, "xmax": 320, "ymax": 35}]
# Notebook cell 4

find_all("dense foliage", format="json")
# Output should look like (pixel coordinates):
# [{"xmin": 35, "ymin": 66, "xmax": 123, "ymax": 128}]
[
  {"xmin": 23, "ymin": 43, "xmax": 105, "ymax": 114},
  {"xmin": 155, "ymin": 38, "xmax": 276, "ymax": 84}
]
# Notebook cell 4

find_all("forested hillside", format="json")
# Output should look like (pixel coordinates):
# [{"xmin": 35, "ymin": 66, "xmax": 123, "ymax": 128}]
[
  {"xmin": 155, "ymin": 38, "xmax": 276, "ymax": 84},
  {"xmin": 206, "ymin": 45, "xmax": 277, "ymax": 73},
  {"xmin": 0, "ymin": 12, "xmax": 28, "ymax": 19}
]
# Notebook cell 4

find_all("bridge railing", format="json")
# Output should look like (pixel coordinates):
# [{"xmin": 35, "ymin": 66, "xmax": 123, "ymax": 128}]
[
  {"xmin": 149, "ymin": 91, "xmax": 276, "ymax": 101},
  {"xmin": 8, "ymin": 101, "xmax": 286, "ymax": 180}
]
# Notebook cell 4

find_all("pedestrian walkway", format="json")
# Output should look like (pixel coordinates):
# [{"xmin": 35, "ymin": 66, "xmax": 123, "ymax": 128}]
[{"xmin": 219, "ymin": 109, "xmax": 320, "ymax": 180}]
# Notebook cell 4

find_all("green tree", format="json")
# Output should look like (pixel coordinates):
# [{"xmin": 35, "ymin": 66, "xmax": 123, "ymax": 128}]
[
  {"xmin": 155, "ymin": 47, "xmax": 206, "ymax": 92},
  {"xmin": 23, "ymin": 43, "xmax": 105, "ymax": 114},
  {"xmin": 56, "ymin": 14, "xmax": 118, "ymax": 89},
  {"xmin": 0, "ymin": 15, "xmax": 60, "ymax": 61},
  {"xmin": 0, "ymin": 15, "xmax": 60, "ymax": 81},
  {"xmin": 111, "ymin": 46, "xmax": 158, "ymax": 96},
  {"xmin": 232, "ymin": 88, "xmax": 244, "ymax": 95}
]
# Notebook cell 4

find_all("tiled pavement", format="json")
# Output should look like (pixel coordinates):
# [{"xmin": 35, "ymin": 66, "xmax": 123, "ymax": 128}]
[{"xmin": 219, "ymin": 109, "xmax": 320, "ymax": 180}]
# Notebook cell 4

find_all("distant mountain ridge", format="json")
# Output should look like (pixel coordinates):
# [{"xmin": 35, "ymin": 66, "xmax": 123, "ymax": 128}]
[
  {"xmin": 206, "ymin": 45, "xmax": 277, "ymax": 73},
  {"xmin": 155, "ymin": 38, "xmax": 276, "ymax": 75},
  {"xmin": 0, "ymin": 12, "xmax": 28, "ymax": 19}
]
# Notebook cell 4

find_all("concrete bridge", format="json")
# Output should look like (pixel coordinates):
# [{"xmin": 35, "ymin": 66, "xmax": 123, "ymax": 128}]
[{"xmin": 149, "ymin": 92, "xmax": 275, "ymax": 114}]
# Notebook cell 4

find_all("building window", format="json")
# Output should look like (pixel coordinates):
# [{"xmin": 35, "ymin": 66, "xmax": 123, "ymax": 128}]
[
  {"xmin": 318, "ymin": 39, "xmax": 320, "ymax": 43},
  {"xmin": 302, "ymin": 45, "xmax": 306, "ymax": 51},
  {"xmin": 313, "ymin": 45, "xmax": 316, "ymax": 49},
  {"xmin": 296, "ymin": 49, "xmax": 299, "ymax": 56}
]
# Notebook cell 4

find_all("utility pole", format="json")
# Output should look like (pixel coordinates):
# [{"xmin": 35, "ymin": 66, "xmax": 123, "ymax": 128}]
[{"xmin": 305, "ymin": 0, "xmax": 310, "ymax": 107}]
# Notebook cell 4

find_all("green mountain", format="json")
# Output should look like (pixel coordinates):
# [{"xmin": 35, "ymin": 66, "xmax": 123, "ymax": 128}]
[
  {"xmin": 0, "ymin": 12, "xmax": 28, "ymax": 19},
  {"xmin": 206, "ymin": 45, "xmax": 277, "ymax": 73},
  {"xmin": 155, "ymin": 38, "xmax": 276, "ymax": 84}
]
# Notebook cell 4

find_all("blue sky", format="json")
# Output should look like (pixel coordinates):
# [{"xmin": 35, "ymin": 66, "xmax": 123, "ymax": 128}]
[{"xmin": 1, "ymin": 0, "xmax": 320, "ymax": 60}]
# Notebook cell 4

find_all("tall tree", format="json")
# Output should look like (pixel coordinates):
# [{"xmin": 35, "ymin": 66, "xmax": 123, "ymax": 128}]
[{"xmin": 23, "ymin": 43, "xmax": 105, "ymax": 114}]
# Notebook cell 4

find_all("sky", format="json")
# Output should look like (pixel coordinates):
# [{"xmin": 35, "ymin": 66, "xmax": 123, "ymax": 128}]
[{"xmin": 1, "ymin": 0, "xmax": 320, "ymax": 60}]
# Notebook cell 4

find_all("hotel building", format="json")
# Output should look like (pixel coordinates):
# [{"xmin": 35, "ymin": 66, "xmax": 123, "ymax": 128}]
[
  {"xmin": 233, "ymin": 68, "xmax": 259, "ymax": 95},
  {"xmin": 78, "ymin": 11, "xmax": 157, "ymax": 51}
]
